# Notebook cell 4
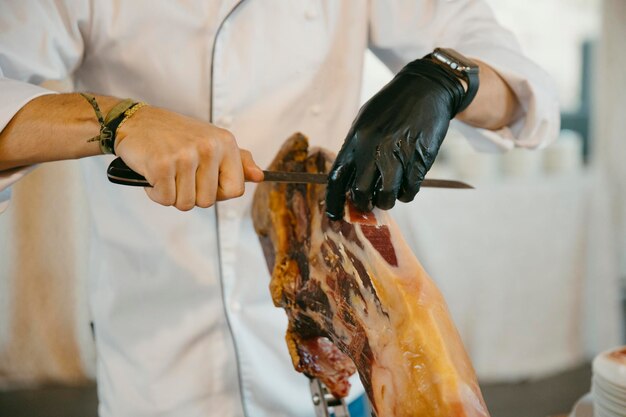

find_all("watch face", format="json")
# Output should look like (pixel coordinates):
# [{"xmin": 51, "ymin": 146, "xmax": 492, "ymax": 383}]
[{"xmin": 433, "ymin": 48, "xmax": 479, "ymax": 73}]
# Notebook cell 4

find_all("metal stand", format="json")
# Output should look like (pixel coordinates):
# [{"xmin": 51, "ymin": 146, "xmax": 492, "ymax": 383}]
[{"xmin": 309, "ymin": 378, "xmax": 350, "ymax": 417}]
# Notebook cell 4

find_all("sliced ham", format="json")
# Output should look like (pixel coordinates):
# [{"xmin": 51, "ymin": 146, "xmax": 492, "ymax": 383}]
[{"xmin": 252, "ymin": 133, "xmax": 489, "ymax": 417}]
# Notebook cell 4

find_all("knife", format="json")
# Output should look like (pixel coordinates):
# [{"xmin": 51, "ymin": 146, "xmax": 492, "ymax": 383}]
[{"xmin": 107, "ymin": 157, "xmax": 473, "ymax": 189}]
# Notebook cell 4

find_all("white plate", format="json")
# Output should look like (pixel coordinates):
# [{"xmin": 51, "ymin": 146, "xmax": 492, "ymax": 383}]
[
  {"xmin": 593, "ymin": 346, "xmax": 626, "ymax": 388},
  {"xmin": 593, "ymin": 383, "xmax": 626, "ymax": 408},
  {"xmin": 594, "ymin": 375, "xmax": 626, "ymax": 396},
  {"xmin": 593, "ymin": 400, "xmax": 624, "ymax": 417},
  {"xmin": 593, "ymin": 392, "xmax": 626, "ymax": 416},
  {"xmin": 592, "ymin": 376, "xmax": 626, "ymax": 417},
  {"xmin": 594, "ymin": 378, "xmax": 626, "ymax": 398}
]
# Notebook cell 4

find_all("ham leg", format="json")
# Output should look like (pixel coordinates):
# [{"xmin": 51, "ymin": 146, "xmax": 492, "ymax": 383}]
[{"xmin": 252, "ymin": 133, "xmax": 489, "ymax": 417}]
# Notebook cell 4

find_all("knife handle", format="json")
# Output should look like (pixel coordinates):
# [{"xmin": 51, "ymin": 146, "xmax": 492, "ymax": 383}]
[{"xmin": 107, "ymin": 157, "xmax": 152, "ymax": 187}]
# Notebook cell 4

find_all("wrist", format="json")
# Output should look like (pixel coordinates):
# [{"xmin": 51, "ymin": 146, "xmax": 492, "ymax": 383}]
[
  {"xmin": 114, "ymin": 103, "xmax": 151, "ymax": 153},
  {"xmin": 79, "ymin": 93, "xmax": 147, "ymax": 155},
  {"xmin": 454, "ymin": 60, "xmax": 520, "ymax": 129},
  {"xmin": 424, "ymin": 48, "xmax": 480, "ymax": 113}
]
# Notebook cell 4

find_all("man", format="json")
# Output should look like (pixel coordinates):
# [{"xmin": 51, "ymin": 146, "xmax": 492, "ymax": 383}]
[{"xmin": 0, "ymin": 1, "xmax": 559, "ymax": 416}]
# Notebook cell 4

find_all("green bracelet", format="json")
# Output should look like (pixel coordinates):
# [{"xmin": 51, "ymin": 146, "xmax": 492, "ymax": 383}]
[{"xmin": 80, "ymin": 93, "xmax": 141, "ymax": 155}]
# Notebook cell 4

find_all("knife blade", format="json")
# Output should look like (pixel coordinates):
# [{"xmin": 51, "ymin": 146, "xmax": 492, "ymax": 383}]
[
  {"xmin": 107, "ymin": 157, "xmax": 473, "ymax": 189},
  {"xmin": 263, "ymin": 170, "xmax": 473, "ymax": 189}
]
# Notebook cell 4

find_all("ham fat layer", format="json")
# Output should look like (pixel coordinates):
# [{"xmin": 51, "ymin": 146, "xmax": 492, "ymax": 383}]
[{"xmin": 252, "ymin": 133, "xmax": 489, "ymax": 417}]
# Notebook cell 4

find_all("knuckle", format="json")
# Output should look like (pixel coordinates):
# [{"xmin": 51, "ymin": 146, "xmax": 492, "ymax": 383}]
[
  {"xmin": 196, "ymin": 198, "xmax": 215, "ymax": 209},
  {"xmin": 160, "ymin": 194, "xmax": 176, "ymax": 207},
  {"xmin": 375, "ymin": 194, "xmax": 396, "ymax": 210},
  {"xmin": 176, "ymin": 200, "xmax": 195, "ymax": 211},
  {"xmin": 219, "ymin": 128, "xmax": 236, "ymax": 144},
  {"xmin": 398, "ymin": 193, "xmax": 415, "ymax": 203},
  {"xmin": 148, "ymin": 189, "xmax": 175, "ymax": 207},
  {"xmin": 398, "ymin": 187, "xmax": 418, "ymax": 203},
  {"xmin": 197, "ymin": 137, "xmax": 215, "ymax": 155},
  {"xmin": 418, "ymin": 143, "xmax": 436, "ymax": 163},
  {"xmin": 211, "ymin": 126, "xmax": 233, "ymax": 142},
  {"xmin": 233, "ymin": 184, "xmax": 245, "ymax": 197},
  {"xmin": 220, "ymin": 131, "xmax": 238, "ymax": 152},
  {"xmin": 176, "ymin": 149, "xmax": 197, "ymax": 167},
  {"xmin": 221, "ymin": 181, "xmax": 245, "ymax": 200},
  {"xmin": 149, "ymin": 158, "xmax": 172, "ymax": 176}
]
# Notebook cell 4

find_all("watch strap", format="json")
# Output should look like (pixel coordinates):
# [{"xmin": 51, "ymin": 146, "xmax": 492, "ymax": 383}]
[
  {"xmin": 457, "ymin": 68, "xmax": 479, "ymax": 113},
  {"xmin": 425, "ymin": 50, "xmax": 480, "ymax": 114}
]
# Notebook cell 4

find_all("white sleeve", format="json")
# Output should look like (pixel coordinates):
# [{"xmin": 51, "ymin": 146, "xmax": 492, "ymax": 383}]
[
  {"xmin": 368, "ymin": 0, "xmax": 560, "ymax": 152},
  {"xmin": 0, "ymin": 0, "xmax": 89, "ymax": 213}
]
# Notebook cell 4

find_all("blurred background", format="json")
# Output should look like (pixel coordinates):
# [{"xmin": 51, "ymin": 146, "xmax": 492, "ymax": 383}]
[{"xmin": 1, "ymin": 0, "xmax": 624, "ymax": 416}]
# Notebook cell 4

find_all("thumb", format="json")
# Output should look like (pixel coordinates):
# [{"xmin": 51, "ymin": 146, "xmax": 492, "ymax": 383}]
[{"xmin": 240, "ymin": 149, "xmax": 264, "ymax": 182}]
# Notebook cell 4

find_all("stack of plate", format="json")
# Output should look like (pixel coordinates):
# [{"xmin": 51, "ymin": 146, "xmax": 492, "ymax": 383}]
[{"xmin": 592, "ymin": 346, "xmax": 626, "ymax": 417}]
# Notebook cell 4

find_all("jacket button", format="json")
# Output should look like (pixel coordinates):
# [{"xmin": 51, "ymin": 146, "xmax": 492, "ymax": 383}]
[{"xmin": 305, "ymin": 9, "xmax": 318, "ymax": 20}]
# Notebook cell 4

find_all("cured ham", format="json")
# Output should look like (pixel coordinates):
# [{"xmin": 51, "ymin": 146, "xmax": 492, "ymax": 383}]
[{"xmin": 252, "ymin": 133, "xmax": 489, "ymax": 417}]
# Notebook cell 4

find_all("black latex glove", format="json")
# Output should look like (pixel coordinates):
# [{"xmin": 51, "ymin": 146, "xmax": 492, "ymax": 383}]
[{"xmin": 325, "ymin": 58, "xmax": 468, "ymax": 220}]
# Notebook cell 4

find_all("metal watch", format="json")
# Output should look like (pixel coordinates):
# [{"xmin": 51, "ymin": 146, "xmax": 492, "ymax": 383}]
[{"xmin": 430, "ymin": 47, "xmax": 480, "ymax": 113}]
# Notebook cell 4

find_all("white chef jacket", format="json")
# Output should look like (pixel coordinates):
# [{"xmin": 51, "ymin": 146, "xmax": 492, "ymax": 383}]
[{"xmin": 0, "ymin": 1, "xmax": 559, "ymax": 416}]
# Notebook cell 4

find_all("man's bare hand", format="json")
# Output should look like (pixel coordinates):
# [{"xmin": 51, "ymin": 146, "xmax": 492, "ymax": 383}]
[
  {"xmin": 0, "ymin": 94, "xmax": 263, "ymax": 211},
  {"xmin": 115, "ymin": 106, "xmax": 263, "ymax": 211}
]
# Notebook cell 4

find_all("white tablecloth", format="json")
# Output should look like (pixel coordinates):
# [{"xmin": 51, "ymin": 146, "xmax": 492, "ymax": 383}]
[{"xmin": 391, "ymin": 168, "xmax": 622, "ymax": 382}]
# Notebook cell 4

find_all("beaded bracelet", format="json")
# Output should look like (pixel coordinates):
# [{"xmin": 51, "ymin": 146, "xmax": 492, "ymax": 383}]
[{"xmin": 80, "ymin": 93, "xmax": 147, "ymax": 154}]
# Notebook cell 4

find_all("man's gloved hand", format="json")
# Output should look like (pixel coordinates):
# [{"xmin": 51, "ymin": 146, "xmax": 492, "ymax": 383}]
[{"xmin": 325, "ymin": 57, "xmax": 469, "ymax": 220}]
